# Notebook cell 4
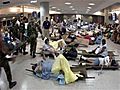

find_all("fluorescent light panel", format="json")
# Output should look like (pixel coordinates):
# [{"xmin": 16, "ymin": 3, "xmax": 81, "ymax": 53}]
[
  {"xmin": 72, "ymin": 8, "xmax": 75, "ymax": 10},
  {"xmin": 88, "ymin": 7, "xmax": 92, "ymax": 9},
  {"xmin": 52, "ymin": 7, "xmax": 56, "ymax": 9},
  {"xmin": 65, "ymin": 2, "xmax": 71, "ymax": 5},
  {"xmin": 57, "ymin": 9, "xmax": 61, "ymax": 10},
  {"xmin": 89, "ymin": 3, "xmax": 95, "ymax": 6},
  {"xmin": 30, "ymin": 0, "xmax": 37, "ymax": 3},
  {"xmin": 69, "ymin": 6, "xmax": 73, "ymax": 8}
]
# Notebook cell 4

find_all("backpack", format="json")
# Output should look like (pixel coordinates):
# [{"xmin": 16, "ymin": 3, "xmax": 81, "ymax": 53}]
[
  {"xmin": 111, "ymin": 60, "xmax": 118, "ymax": 66},
  {"xmin": 63, "ymin": 46, "xmax": 77, "ymax": 60}
]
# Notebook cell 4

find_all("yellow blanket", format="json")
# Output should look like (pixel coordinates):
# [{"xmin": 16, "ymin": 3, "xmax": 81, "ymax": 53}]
[
  {"xmin": 49, "ymin": 41, "xmax": 58, "ymax": 50},
  {"xmin": 52, "ymin": 54, "xmax": 78, "ymax": 84}
]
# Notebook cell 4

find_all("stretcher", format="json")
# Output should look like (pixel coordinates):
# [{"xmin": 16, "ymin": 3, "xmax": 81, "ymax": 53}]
[
  {"xmin": 72, "ymin": 64, "xmax": 120, "ymax": 70},
  {"xmin": 77, "ymin": 50, "xmax": 119, "ymax": 58},
  {"xmin": 86, "ymin": 65, "xmax": 120, "ymax": 70},
  {"xmin": 26, "ymin": 64, "xmax": 95, "ymax": 80},
  {"xmin": 72, "ymin": 56, "xmax": 120, "ymax": 70}
]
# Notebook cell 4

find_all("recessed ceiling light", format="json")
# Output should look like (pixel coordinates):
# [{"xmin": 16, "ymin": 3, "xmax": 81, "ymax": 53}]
[
  {"xmin": 30, "ymin": 0, "xmax": 37, "ymax": 3},
  {"xmin": 89, "ymin": 3, "xmax": 95, "ymax": 6},
  {"xmin": 69, "ymin": 6, "xmax": 73, "ymax": 8},
  {"xmin": 72, "ymin": 8, "xmax": 75, "ymax": 10},
  {"xmin": 65, "ymin": 2, "xmax": 71, "ymax": 5},
  {"xmin": 3, "ymin": 18, "xmax": 6, "ymax": 20},
  {"xmin": 57, "ymin": 9, "xmax": 61, "ymax": 10},
  {"xmin": 88, "ymin": 7, "xmax": 92, "ymax": 9},
  {"xmin": 87, "ymin": 9, "xmax": 90, "ymax": 11},
  {"xmin": 52, "ymin": 7, "xmax": 56, "ymax": 9},
  {"xmin": 75, "ymin": 11, "xmax": 78, "ymax": 13}
]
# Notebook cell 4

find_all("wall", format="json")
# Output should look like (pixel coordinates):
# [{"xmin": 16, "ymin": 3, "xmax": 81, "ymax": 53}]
[{"xmin": 81, "ymin": 15, "xmax": 93, "ymax": 23}]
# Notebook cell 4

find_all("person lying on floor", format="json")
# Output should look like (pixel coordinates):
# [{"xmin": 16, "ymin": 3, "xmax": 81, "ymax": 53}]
[
  {"xmin": 50, "ymin": 36, "xmax": 67, "ymax": 51},
  {"xmin": 31, "ymin": 52, "xmax": 84, "ymax": 84},
  {"xmin": 79, "ymin": 39, "xmax": 112, "ymax": 66},
  {"xmin": 31, "ymin": 55, "xmax": 54, "ymax": 80},
  {"xmin": 64, "ymin": 32, "xmax": 89, "ymax": 47},
  {"xmin": 79, "ymin": 55, "xmax": 110, "ymax": 66},
  {"xmin": 42, "ymin": 38, "xmax": 66, "ymax": 55},
  {"xmin": 81, "ymin": 39, "xmax": 108, "ymax": 57},
  {"xmin": 52, "ymin": 53, "xmax": 84, "ymax": 85},
  {"xmin": 79, "ymin": 52, "xmax": 118, "ymax": 66},
  {"xmin": 42, "ymin": 38, "xmax": 57, "ymax": 56},
  {"xmin": 94, "ymin": 31, "xmax": 103, "ymax": 44}
]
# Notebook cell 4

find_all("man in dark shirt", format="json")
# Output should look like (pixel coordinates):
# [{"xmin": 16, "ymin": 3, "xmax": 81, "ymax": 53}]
[
  {"xmin": 19, "ymin": 18, "xmax": 28, "ymax": 55},
  {"xmin": 43, "ymin": 17, "xmax": 51, "ymax": 39},
  {"xmin": 0, "ymin": 30, "xmax": 17, "ymax": 89}
]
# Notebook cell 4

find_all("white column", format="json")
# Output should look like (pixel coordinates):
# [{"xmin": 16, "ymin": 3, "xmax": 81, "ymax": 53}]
[
  {"xmin": 40, "ymin": 2, "xmax": 49, "ymax": 37},
  {"xmin": 40, "ymin": 2, "xmax": 49, "ymax": 27},
  {"xmin": 104, "ymin": 8, "xmax": 113, "ymax": 24}
]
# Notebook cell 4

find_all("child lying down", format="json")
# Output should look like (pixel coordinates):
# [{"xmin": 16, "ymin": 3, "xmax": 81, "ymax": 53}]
[{"xmin": 29, "ymin": 54, "xmax": 84, "ymax": 85}]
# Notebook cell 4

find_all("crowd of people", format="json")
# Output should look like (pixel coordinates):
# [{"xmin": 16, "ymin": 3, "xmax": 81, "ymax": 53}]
[
  {"xmin": 0, "ymin": 16, "xmax": 119, "ymax": 88},
  {"xmin": 0, "ymin": 16, "xmax": 39, "ymax": 89},
  {"xmin": 103, "ymin": 23, "xmax": 120, "ymax": 44}
]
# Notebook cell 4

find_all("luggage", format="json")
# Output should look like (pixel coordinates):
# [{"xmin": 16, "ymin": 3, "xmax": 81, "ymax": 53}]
[{"xmin": 63, "ymin": 46, "xmax": 77, "ymax": 60}]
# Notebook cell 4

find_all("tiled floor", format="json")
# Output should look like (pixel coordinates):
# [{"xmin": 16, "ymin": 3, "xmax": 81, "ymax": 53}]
[{"xmin": 0, "ymin": 37, "xmax": 120, "ymax": 90}]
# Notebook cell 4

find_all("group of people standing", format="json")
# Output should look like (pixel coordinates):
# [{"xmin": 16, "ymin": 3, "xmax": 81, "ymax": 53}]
[{"xmin": 0, "ymin": 16, "xmax": 53, "ymax": 89}]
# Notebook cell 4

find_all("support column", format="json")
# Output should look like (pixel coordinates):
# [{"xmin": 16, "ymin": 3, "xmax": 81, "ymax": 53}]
[
  {"xmin": 104, "ymin": 8, "xmax": 113, "ymax": 24},
  {"xmin": 40, "ymin": 2, "xmax": 49, "ymax": 38},
  {"xmin": 40, "ymin": 2, "xmax": 49, "ymax": 27},
  {"xmin": 22, "ymin": 5, "xmax": 24, "ymax": 16}
]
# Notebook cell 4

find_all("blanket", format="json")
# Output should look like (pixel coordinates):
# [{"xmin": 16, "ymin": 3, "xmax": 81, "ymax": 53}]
[{"xmin": 52, "ymin": 54, "xmax": 78, "ymax": 84}]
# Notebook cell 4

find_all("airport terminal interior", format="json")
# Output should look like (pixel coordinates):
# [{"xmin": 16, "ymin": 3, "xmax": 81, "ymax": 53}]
[{"xmin": 0, "ymin": 0, "xmax": 120, "ymax": 90}]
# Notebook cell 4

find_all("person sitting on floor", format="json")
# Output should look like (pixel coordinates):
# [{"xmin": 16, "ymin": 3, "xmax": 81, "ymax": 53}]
[
  {"xmin": 88, "ymin": 39, "xmax": 108, "ymax": 57},
  {"xmin": 94, "ymin": 32, "xmax": 103, "ymax": 44},
  {"xmin": 31, "ymin": 55, "xmax": 54, "ymax": 80},
  {"xmin": 42, "ymin": 38, "xmax": 56, "ymax": 55}
]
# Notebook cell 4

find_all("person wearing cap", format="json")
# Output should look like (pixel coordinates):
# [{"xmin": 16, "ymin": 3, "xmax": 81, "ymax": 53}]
[{"xmin": 42, "ymin": 17, "xmax": 51, "ymax": 39}]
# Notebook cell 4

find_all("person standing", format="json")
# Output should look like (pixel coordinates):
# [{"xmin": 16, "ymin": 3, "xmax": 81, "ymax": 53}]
[
  {"xmin": 42, "ymin": 17, "xmax": 51, "ymax": 39},
  {"xmin": 19, "ymin": 18, "xmax": 28, "ymax": 55},
  {"xmin": 27, "ymin": 19, "xmax": 38, "ymax": 58},
  {"xmin": 0, "ymin": 23, "xmax": 17, "ymax": 89}
]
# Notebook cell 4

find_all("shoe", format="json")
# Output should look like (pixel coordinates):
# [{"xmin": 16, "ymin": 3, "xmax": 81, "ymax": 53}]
[
  {"xmin": 33, "ymin": 71, "xmax": 36, "ymax": 75},
  {"xmin": 23, "ymin": 52, "xmax": 28, "ymax": 55},
  {"xmin": 32, "ymin": 55, "xmax": 36, "ymax": 58},
  {"xmin": 79, "ymin": 56, "xmax": 85, "ymax": 61},
  {"xmin": 13, "ymin": 52, "xmax": 18, "ymax": 55},
  {"xmin": 9, "ymin": 81, "xmax": 17, "ymax": 89},
  {"xmin": 30, "ymin": 53, "xmax": 32, "ymax": 56}
]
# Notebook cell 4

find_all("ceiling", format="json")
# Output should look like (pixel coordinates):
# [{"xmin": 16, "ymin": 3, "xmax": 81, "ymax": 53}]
[{"xmin": 0, "ymin": 0, "xmax": 120, "ymax": 14}]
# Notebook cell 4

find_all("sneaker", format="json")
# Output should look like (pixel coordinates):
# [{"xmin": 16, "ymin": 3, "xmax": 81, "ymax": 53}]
[
  {"xmin": 23, "ymin": 52, "xmax": 28, "ymax": 55},
  {"xmin": 33, "ymin": 71, "xmax": 36, "ymax": 75},
  {"xmin": 81, "ymin": 56, "xmax": 87, "ymax": 60},
  {"xmin": 79, "ymin": 56, "xmax": 86, "ymax": 61},
  {"xmin": 32, "ymin": 55, "xmax": 36, "ymax": 58},
  {"xmin": 30, "ymin": 53, "xmax": 32, "ymax": 56},
  {"xmin": 9, "ymin": 81, "xmax": 17, "ymax": 89}
]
